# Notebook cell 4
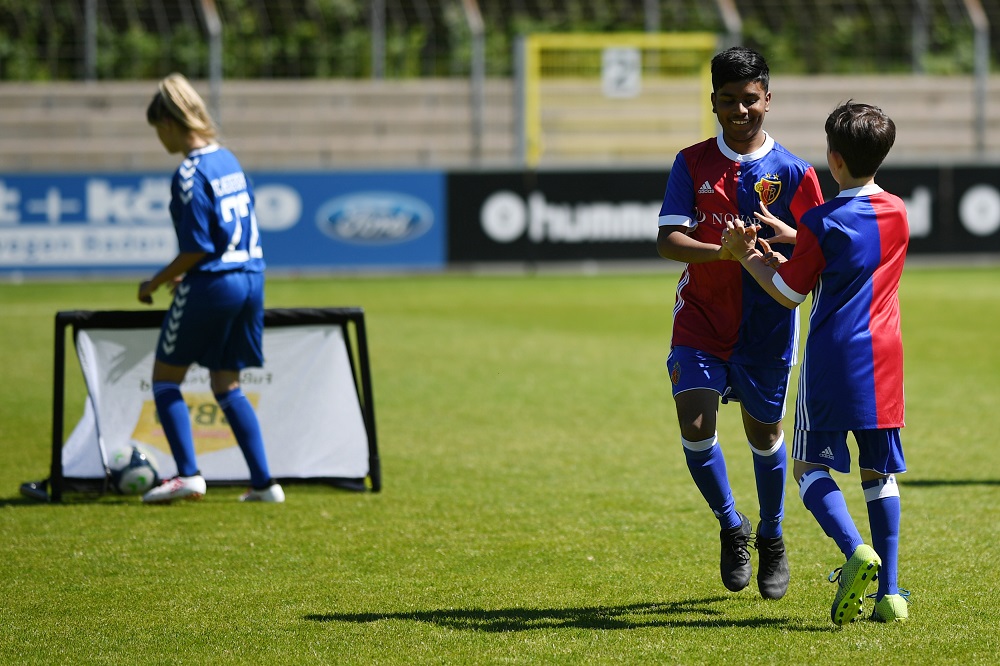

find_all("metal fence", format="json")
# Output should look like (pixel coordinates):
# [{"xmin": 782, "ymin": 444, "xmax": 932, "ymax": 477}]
[
  {"xmin": 0, "ymin": 1, "xmax": 996, "ymax": 81},
  {"xmin": 1, "ymin": 1, "xmax": 996, "ymax": 166}
]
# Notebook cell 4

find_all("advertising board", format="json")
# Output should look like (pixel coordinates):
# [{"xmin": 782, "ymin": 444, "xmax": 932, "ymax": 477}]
[{"xmin": 0, "ymin": 171, "xmax": 446, "ymax": 275}]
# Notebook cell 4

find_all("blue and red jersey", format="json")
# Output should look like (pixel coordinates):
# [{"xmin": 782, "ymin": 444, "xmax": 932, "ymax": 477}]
[
  {"xmin": 773, "ymin": 184, "xmax": 909, "ymax": 431},
  {"xmin": 658, "ymin": 134, "xmax": 825, "ymax": 367},
  {"xmin": 170, "ymin": 144, "xmax": 265, "ymax": 274}
]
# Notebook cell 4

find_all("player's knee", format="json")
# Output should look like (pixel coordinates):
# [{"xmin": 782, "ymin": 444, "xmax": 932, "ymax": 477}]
[{"xmin": 209, "ymin": 371, "xmax": 240, "ymax": 395}]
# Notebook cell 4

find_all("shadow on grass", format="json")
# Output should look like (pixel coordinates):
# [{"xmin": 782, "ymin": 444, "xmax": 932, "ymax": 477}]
[
  {"xmin": 305, "ymin": 599, "xmax": 830, "ymax": 632},
  {"xmin": 0, "ymin": 494, "xmax": 127, "ymax": 508},
  {"xmin": 0, "ymin": 497, "xmax": 53, "ymax": 508},
  {"xmin": 903, "ymin": 479, "xmax": 1000, "ymax": 487}
]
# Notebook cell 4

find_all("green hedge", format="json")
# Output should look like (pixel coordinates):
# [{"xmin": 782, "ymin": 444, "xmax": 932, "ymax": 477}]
[{"xmin": 0, "ymin": 0, "xmax": 987, "ymax": 81}]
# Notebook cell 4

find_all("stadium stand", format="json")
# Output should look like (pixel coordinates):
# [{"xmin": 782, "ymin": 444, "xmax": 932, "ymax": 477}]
[{"xmin": 1, "ymin": 74, "xmax": 998, "ymax": 171}]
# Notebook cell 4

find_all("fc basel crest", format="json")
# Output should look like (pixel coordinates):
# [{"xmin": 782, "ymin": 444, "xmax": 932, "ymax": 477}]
[{"xmin": 754, "ymin": 174, "xmax": 782, "ymax": 205}]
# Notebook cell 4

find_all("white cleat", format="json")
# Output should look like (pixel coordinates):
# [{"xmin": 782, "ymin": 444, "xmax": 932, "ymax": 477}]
[
  {"xmin": 142, "ymin": 475, "xmax": 207, "ymax": 504},
  {"xmin": 240, "ymin": 483, "xmax": 285, "ymax": 503}
]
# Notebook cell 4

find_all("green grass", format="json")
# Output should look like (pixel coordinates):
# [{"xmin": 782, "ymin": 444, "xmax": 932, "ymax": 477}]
[{"xmin": 1, "ymin": 266, "xmax": 999, "ymax": 665}]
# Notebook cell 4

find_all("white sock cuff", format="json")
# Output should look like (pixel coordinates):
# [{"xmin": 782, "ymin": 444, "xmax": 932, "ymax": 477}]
[
  {"xmin": 798, "ymin": 468, "xmax": 833, "ymax": 501},
  {"xmin": 681, "ymin": 433, "xmax": 719, "ymax": 453},
  {"xmin": 864, "ymin": 475, "xmax": 900, "ymax": 502},
  {"xmin": 749, "ymin": 431, "xmax": 785, "ymax": 457}
]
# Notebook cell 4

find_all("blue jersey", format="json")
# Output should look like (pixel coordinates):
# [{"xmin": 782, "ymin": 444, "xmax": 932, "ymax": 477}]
[
  {"xmin": 169, "ymin": 144, "xmax": 264, "ymax": 274},
  {"xmin": 774, "ymin": 185, "xmax": 909, "ymax": 431},
  {"xmin": 658, "ymin": 134, "xmax": 825, "ymax": 367}
]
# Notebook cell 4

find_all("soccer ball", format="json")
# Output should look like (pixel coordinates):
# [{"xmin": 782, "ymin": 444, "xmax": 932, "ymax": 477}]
[{"xmin": 108, "ymin": 444, "xmax": 161, "ymax": 495}]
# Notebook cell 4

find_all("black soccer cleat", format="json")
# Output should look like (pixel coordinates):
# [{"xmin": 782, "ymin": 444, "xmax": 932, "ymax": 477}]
[
  {"xmin": 755, "ymin": 524, "xmax": 790, "ymax": 600},
  {"xmin": 720, "ymin": 512, "xmax": 753, "ymax": 592}
]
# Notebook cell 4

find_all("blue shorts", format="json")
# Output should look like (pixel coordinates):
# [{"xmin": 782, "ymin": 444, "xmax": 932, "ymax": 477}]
[
  {"xmin": 155, "ymin": 270, "xmax": 265, "ymax": 371},
  {"xmin": 792, "ymin": 428, "xmax": 906, "ymax": 475},
  {"xmin": 666, "ymin": 345, "xmax": 789, "ymax": 424}
]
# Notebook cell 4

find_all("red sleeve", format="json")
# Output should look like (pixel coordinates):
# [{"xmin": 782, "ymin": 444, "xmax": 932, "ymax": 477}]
[
  {"xmin": 777, "ymin": 222, "xmax": 825, "ymax": 297},
  {"xmin": 789, "ymin": 167, "xmax": 824, "ymax": 223}
]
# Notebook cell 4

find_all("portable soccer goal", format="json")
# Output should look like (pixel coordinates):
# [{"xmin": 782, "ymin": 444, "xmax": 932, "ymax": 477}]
[{"xmin": 30, "ymin": 307, "xmax": 380, "ymax": 502}]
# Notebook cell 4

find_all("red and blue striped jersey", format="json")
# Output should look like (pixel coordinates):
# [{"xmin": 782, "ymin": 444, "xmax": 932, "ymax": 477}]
[
  {"xmin": 658, "ymin": 134, "xmax": 824, "ymax": 367},
  {"xmin": 773, "ymin": 184, "xmax": 909, "ymax": 430}
]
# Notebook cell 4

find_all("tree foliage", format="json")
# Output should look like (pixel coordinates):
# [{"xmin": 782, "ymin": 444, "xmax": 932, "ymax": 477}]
[{"xmin": 0, "ymin": 0, "xmax": 990, "ymax": 81}]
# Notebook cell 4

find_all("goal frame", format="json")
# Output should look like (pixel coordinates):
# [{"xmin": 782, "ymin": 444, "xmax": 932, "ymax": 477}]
[
  {"xmin": 519, "ymin": 32, "xmax": 719, "ymax": 167},
  {"xmin": 47, "ymin": 307, "xmax": 380, "ymax": 502}
]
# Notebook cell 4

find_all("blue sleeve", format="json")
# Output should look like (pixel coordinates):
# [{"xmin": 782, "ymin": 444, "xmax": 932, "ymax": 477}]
[{"xmin": 658, "ymin": 153, "xmax": 695, "ymax": 225}]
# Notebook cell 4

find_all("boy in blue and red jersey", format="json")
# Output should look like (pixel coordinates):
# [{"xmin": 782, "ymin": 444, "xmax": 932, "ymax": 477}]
[
  {"xmin": 722, "ymin": 100, "xmax": 910, "ymax": 624},
  {"xmin": 657, "ymin": 46, "xmax": 824, "ymax": 600}
]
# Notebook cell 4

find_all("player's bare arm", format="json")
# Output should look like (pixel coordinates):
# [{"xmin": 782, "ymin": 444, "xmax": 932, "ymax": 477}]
[
  {"xmin": 657, "ymin": 225, "xmax": 737, "ymax": 263},
  {"xmin": 138, "ymin": 251, "xmax": 208, "ymax": 304}
]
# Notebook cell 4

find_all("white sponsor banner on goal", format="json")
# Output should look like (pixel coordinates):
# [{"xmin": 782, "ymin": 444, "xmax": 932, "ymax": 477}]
[{"xmin": 64, "ymin": 324, "xmax": 370, "ymax": 482}]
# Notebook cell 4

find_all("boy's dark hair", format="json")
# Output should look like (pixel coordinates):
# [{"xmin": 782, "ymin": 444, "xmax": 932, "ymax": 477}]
[
  {"xmin": 825, "ymin": 100, "xmax": 896, "ymax": 178},
  {"xmin": 711, "ymin": 46, "xmax": 769, "ymax": 92}
]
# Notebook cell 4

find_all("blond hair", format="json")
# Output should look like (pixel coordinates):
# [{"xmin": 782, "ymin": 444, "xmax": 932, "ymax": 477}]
[{"xmin": 146, "ymin": 72, "xmax": 217, "ymax": 140}]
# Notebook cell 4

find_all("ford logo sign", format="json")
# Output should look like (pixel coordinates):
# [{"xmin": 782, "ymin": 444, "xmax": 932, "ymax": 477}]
[{"xmin": 315, "ymin": 191, "xmax": 434, "ymax": 245}]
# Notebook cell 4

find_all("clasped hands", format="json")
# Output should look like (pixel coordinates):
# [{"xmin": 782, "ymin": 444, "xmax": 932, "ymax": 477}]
[{"xmin": 720, "ymin": 202, "xmax": 792, "ymax": 268}]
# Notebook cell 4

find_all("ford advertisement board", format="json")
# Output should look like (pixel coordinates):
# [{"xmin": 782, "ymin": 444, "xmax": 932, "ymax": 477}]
[{"xmin": 0, "ymin": 171, "xmax": 446, "ymax": 275}]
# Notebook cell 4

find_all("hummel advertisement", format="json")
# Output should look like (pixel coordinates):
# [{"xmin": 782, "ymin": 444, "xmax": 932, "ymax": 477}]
[
  {"xmin": 447, "ymin": 166, "xmax": 1000, "ymax": 263},
  {"xmin": 447, "ymin": 170, "xmax": 668, "ymax": 263},
  {"xmin": 0, "ymin": 171, "xmax": 446, "ymax": 275}
]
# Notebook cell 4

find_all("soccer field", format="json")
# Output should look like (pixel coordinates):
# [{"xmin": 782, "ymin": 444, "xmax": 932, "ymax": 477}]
[{"xmin": 1, "ymin": 266, "xmax": 998, "ymax": 665}]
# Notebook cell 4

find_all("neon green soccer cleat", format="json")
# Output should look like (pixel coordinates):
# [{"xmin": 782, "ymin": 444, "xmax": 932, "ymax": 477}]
[
  {"xmin": 870, "ymin": 591, "xmax": 910, "ymax": 623},
  {"xmin": 828, "ymin": 544, "xmax": 881, "ymax": 626}
]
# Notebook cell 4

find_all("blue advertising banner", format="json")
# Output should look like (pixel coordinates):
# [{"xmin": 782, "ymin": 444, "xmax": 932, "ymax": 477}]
[
  {"xmin": 0, "ymin": 171, "xmax": 446, "ymax": 275},
  {"xmin": 252, "ymin": 171, "xmax": 446, "ymax": 271}
]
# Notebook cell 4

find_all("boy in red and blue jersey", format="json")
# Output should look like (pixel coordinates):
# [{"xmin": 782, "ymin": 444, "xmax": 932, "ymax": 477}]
[
  {"xmin": 722, "ymin": 100, "xmax": 910, "ymax": 624},
  {"xmin": 657, "ymin": 46, "xmax": 825, "ymax": 600}
]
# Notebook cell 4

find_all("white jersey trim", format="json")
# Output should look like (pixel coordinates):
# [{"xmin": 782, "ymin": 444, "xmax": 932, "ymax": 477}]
[
  {"xmin": 773, "ymin": 273, "xmax": 808, "ymax": 304},
  {"xmin": 658, "ymin": 213, "xmax": 695, "ymax": 228},
  {"xmin": 716, "ymin": 132, "xmax": 775, "ymax": 162},
  {"xmin": 187, "ymin": 143, "xmax": 222, "ymax": 159},
  {"xmin": 837, "ymin": 183, "xmax": 883, "ymax": 198}
]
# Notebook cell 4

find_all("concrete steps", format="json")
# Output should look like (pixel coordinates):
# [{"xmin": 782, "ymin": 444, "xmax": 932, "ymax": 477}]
[{"xmin": 1, "ymin": 75, "xmax": 997, "ymax": 172}]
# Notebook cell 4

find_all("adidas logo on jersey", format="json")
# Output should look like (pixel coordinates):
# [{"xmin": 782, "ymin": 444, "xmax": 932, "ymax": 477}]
[
  {"xmin": 698, "ymin": 181, "xmax": 714, "ymax": 194},
  {"xmin": 819, "ymin": 446, "xmax": 835, "ymax": 460}
]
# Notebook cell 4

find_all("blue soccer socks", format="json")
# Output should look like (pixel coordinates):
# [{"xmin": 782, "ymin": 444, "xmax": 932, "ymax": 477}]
[
  {"xmin": 683, "ymin": 434, "xmax": 740, "ymax": 529},
  {"xmin": 864, "ymin": 475, "xmax": 901, "ymax": 600},
  {"xmin": 799, "ymin": 468, "xmax": 864, "ymax": 558},
  {"xmin": 153, "ymin": 381, "xmax": 199, "ymax": 477},
  {"xmin": 216, "ymin": 387, "xmax": 272, "ymax": 489},
  {"xmin": 751, "ymin": 434, "xmax": 786, "ymax": 539}
]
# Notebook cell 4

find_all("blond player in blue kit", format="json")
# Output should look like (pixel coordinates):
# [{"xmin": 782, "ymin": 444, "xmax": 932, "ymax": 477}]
[
  {"xmin": 138, "ymin": 73, "xmax": 283, "ymax": 504},
  {"xmin": 722, "ymin": 100, "xmax": 910, "ymax": 624}
]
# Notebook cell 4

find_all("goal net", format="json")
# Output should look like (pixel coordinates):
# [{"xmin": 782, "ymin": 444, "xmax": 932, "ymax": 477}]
[
  {"xmin": 36, "ymin": 307, "xmax": 379, "ymax": 502},
  {"xmin": 519, "ymin": 32, "xmax": 719, "ymax": 167}
]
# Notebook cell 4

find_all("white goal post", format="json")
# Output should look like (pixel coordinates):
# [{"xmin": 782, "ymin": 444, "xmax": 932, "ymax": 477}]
[{"xmin": 43, "ymin": 307, "xmax": 380, "ymax": 502}]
